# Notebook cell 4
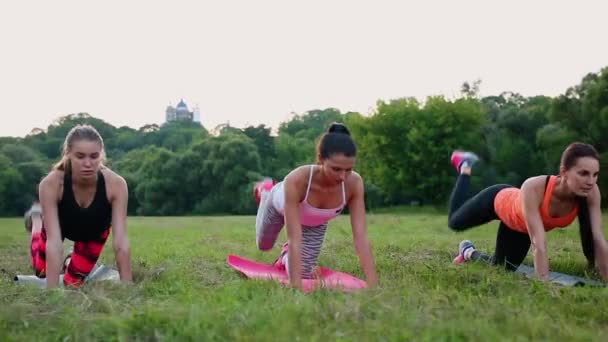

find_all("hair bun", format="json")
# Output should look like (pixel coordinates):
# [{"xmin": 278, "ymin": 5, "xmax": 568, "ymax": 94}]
[{"xmin": 327, "ymin": 122, "xmax": 350, "ymax": 136}]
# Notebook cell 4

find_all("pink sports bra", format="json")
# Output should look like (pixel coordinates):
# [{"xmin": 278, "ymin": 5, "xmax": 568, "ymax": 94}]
[{"xmin": 298, "ymin": 165, "xmax": 346, "ymax": 227}]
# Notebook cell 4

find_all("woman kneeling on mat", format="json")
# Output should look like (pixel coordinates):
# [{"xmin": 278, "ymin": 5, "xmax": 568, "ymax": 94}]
[
  {"xmin": 448, "ymin": 142, "xmax": 608, "ymax": 282},
  {"xmin": 253, "ymin": 123, "xmax": 378, "ymax": 290},
  {"xmin": 24, "ymin": 124, "xmax": 132, "ymax": 288}
]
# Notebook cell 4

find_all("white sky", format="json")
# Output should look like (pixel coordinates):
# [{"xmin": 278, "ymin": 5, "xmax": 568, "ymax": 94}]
[{"xmin": 1, "ymin": 0, "xmax": 606, "ymax": 137}]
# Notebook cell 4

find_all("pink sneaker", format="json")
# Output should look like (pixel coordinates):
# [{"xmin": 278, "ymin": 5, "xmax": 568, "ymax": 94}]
[
  {"xmin": 253, "ymin": 178, "xmax": 275, "ymax": 207},
  {"xmin": 450, "ymin": 151, "xmax": 479, "ymax": 172},
  {"xmin": 62, "ymin": 250, "xmax": 72, "ymax": 274},
  {"xmin": 452, "ymin": 254, "xmax": 466, "ymax": 264},
  {"xmin": 273, "ymin": 243, "xmax": 289, "ymax": 270},
  {"xmin": 453, "ymin": 240, "xmax": 476, "ymax": 264},
  {"xmin": 24, "ymin": 202, "xmax": 42, "ymax": 233}
]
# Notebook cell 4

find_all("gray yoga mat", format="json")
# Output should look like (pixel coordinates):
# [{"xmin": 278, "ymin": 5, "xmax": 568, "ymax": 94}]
[
  {"xmin": 515, "ymin": 264, "xmax": 604, "ymax": 287},
  {"xmin": 14, "ymin": 264, "xmax": 120, "ymax": 288}
]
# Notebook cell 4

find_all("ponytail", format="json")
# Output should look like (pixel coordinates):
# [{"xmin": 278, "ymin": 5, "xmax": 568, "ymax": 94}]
[
  {"xmin": 53, "ymin": 156, "xmax": 71, "ymax": 172},
  {"xmin": 577, "ymin": 197, "xmax": 595, "ymax": 268},
  {"xmin": 315, "ymin": 122, "xmax": 356, "ymax": 162}
]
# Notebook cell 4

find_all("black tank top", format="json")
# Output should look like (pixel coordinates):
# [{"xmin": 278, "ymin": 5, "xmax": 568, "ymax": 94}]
[{"xmin": 58, "ymin": 170, "xmax": 112, "ymax": 241}]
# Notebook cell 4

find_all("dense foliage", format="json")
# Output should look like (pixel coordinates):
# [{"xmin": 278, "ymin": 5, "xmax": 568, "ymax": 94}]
[{"xmin": 1, "ymin": 67, "xmax": 606, "ymax": 216}]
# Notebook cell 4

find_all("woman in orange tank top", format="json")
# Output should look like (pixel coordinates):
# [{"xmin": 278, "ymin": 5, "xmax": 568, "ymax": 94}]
[{"xmin": 447, "ymin": 142, "xmax": 608, "ymax": 282}]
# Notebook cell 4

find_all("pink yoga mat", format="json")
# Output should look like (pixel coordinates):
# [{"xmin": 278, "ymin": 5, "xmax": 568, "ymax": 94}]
[{"xmin": 227, "ymin": 254, "xmax": 367, "ymax": 293}]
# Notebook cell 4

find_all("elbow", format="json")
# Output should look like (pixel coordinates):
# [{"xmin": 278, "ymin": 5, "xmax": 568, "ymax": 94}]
[
  {"xmin": 353, "ymin": 235, "xmax": 370, "ymax": 251},
  {"xmin": 113, "ymin": 239, "xmax": 130, "ymax": 255},
  {"xmin": 256, "ymin": 236, "xmax": 275, "ymax": 251},
  {"xmin": 447, "ymin": 220, "xmax": 458, "ymax": 231},
  {"xmin": 46, "ymin": 237, "xmax": 63, "ymax": 253},
  {"xmin": 531, "ymin": 243, "xmax": 547, "ymax": 255},
  {"xmin": 448, "ymin": 218, "xmax": 466, "ymax": 231}
]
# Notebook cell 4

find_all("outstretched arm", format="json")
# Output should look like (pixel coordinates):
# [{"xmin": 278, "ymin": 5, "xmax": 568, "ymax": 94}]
[
  {"xmin": 348, "ymin": 176, "xmax": 378, "ymax": 288},
  {"xmin": 587, "ymin": 185, "xmax": 608, "ymax": 281},
  {"xmin": 39, "ymin": 177, "xmax": 63, "ymax": 289},
  {"xmin": 521, "ymin": 179, "xmax": 550, "ymax": 280},
  {"xmin": 111, "ymin": 176, "xmax": 132, "ymax": 283}
]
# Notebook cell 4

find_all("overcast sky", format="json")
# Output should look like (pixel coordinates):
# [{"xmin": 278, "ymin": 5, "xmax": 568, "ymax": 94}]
[{"xmin": 1, "ymin": 0, "xmax": 606, "ymax": 137}]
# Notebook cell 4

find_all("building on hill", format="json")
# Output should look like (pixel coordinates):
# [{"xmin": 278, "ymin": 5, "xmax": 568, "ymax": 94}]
[{"xmin": 165, "ymin": 99, "xmax": 200, "ymax": 123}]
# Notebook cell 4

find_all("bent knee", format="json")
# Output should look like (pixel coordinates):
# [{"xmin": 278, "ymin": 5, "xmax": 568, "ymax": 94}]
[
  {"xmin": 448, "ymin": 218, "xmax": 468, "ymax": 231},
  {"xmin": 256, "ymin": 238, "xmax": 274, "ymax": 251}
]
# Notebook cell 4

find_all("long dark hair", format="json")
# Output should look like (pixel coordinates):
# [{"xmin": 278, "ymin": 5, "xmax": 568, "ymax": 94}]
[
  {"xmin": 560, "ymin": 142, "xmax": 601, "ymax": 268},
  {"xmin": 577, "ymin": 198, "xmax": 595, "ymax": 268}
]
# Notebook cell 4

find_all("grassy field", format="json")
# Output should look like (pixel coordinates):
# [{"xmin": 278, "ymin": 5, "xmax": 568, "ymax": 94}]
[{"xmin": 1, "ymin": 212, "xmax": 608, "ymax": 341}]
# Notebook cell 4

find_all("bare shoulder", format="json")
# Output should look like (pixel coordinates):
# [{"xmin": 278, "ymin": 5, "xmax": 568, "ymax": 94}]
[
  {"xmin": 592, "ymin": 183, "xmax": 601, "ymax": 198},
  {"xmin": 345, "ymin": 171, "xmax": 364, "ymax": 200},
  {"xmin": 588, "ymin": 183, "xmax": 601, "ymax": 204},
  {"xmin": 521, "ymin": 175, "xmax": 547, "ymax": 188},
  {"xmin": 346, "ymin": 171, "xmax": 364, "ymax": 188},
  {"xmin": 520, "ymin": 175, "xmax": 548, "ymax": 199},
  {"xmin": 101, "ymin": 168, "xmax": 128, "ymax": 195},
  {"xmin": 39, "ymin": 170, "xmax": 63, "ymax": 191},
  {"xmin": 283, "ymin": 165, "xmax": 314, "ymax": 200},
  {"xmin": 284, "ymin": 165, "xmax": 313, "ymax": 186},
  {"xmin": 37, "ymin": 170, "xmax": 63, "ymax": 203}
]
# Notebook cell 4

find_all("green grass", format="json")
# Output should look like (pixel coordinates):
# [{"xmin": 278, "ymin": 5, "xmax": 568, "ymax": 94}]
[{"xmin": 1, "ymin": 213, "xmax": 608, "ymax": 341}]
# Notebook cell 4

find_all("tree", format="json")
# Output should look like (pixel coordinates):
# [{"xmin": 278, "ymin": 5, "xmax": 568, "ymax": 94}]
[
  {"xmin": 480, "ymin": 93, "xmax": 552, "ymax": 186},
  {"xmin": 134, "ymin": 148, "xmax": 180, "ymax": 215},
  {"xmin": 278, "ymin": 108, "xmax": 344, "ymax": 140},
  {"xmin": 352, "ymin": 96, "xmax": 485, "ymax": 205},
  {"xmin": 1, "ymin": 144, "xmax": 45, "ymax": 164},
  {"xmin": 193, "ymin": 134, "xmax": 262, "ymax": 214},
  {"xmin": 243, "ymin": 124, "xmax": 276, "ymax": 176},
  {"xmin": 551, "ymin": 67, "xmax": 608, "ymax": 151},
  {"xmin": 0, "ymin": 154, "xmax": 25, "ymax": 215},
  {"xmin": 550, "ymin": 67, "xmax": 608, "ymax": 204}
]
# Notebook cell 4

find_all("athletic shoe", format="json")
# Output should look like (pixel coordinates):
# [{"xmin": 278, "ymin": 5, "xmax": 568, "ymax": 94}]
[
  {"xmin": 453, "ymin": 240, "xmax": 476, "ymax": 264},
  {"xmin": 450, "ymin": 150, "xmax": 479, "ymax": 172},
  {"xmin": 62, "ymin": 250, "xmax": 73, "ymax": 274},
  {"xmin": 273, "ymin": 243, "xmax": 289, "ymax": 270},
  {"xmin": 24, "ymin": 202, "xmax": 42, "ymax": 233},
  {"xmin": 253, "ymin": 178, "xmax": 275, "ymax": 207}
]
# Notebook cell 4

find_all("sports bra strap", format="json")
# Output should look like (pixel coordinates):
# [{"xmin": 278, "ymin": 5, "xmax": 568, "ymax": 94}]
[
  {"xmin": 303, "ymin": 164, "xmax": 347, "ymax": 206},
  {"xmin": 303, "ymin": 165, "xmax": 314, "ymax": 201}
]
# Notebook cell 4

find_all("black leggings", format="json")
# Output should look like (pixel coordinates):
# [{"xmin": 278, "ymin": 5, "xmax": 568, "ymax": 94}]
[{"xmin": 448, "ymin": 174, "xmax": 531, "ymax": 271}]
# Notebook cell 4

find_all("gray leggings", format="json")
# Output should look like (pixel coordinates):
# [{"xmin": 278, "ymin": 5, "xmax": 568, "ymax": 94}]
[{"xmin": 256, "ymin": 189, "xmax": 328, "ymax": 278}]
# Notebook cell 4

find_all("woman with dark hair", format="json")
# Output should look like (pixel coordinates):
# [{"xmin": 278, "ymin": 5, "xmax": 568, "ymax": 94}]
[
  {"xmin": 24, "ymin": 124, "xmax": 132, "ymax": 288},
  {"xmin": 448, "ymin": 142, "xmax": 608, "ymax": 281},
  {"xmin": 253, "ymin": 123, "xmax": 378, "ymax": 290}
]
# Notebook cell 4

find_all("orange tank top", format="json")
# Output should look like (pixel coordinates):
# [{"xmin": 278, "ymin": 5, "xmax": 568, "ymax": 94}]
[{"xmin": 493, "ymin": 176, "xmax": 579, "ymax": 233}]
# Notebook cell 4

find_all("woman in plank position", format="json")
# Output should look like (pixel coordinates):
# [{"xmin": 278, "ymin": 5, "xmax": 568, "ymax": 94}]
[
  {"xmin": 24, "ymin": 124, "xmax": 132, "ymax": 288},
  {"xmin": 253, "ymin": 123, "xmax": 378, "ymax": 290},
  {"xmin": 448, "ymin": 142, "xmax": 608, "ymax": 282}
]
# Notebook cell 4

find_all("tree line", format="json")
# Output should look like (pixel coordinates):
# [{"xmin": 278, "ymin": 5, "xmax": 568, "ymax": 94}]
[{"xmin": 1, "ymin": 67, "xmax": 606, "ymax": 216}]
